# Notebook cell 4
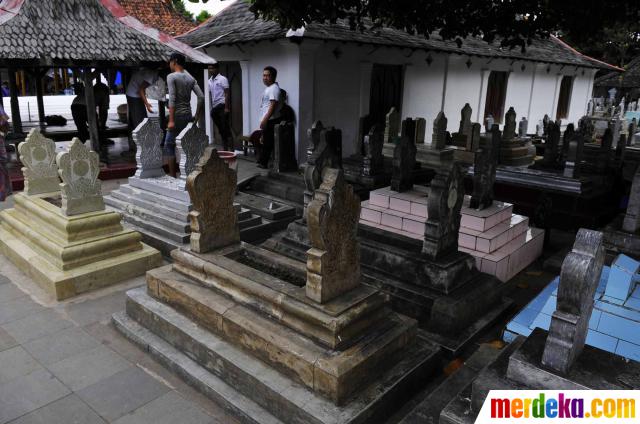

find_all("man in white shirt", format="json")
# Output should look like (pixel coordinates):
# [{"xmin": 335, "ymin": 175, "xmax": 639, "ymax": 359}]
[
  {"xmin": 208, "ymin": 63, "xmax": 233, "ymax": 151},
  {"xmin": 125, "ymin": 68, "xmax": 158, "ymax": 153},
  {"xmin": 257, "ymin": 66, "xmax": 282, "ymax": 168}
]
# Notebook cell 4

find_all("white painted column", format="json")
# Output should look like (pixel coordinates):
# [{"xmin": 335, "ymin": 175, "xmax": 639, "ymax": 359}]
[
  {"xmin": 583, "ymin": 68, "xmax": 597, "ymax": 116},
  {"xmin": 477, "ymin": 69, "xmax": 490, "ymax": 122},
  {"xmin": 551, "ymin": 72, "xmax": 563, "ymax": 119},
  {"xmin": 203, "ymin": 67, "xmax": 213, "ymax": 144},
  {"xmin": 239, "ymin": 60, "xmax": 251, "ymax": 139},
  {"xmin": 526, "ymin": 65, "xmax": 538, "ymax": 122}
]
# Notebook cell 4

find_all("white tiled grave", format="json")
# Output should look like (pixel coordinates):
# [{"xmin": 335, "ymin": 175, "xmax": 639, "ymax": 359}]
[
  {"xmin": 459, "ymin": 196, "xmax": 544, "ymax": 281},
  {"xmin": 360, "ymin": 188, "xmax": 544, "ymax": 282}
]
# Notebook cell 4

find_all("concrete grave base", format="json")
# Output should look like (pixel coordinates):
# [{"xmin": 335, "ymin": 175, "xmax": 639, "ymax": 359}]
[
  {"xmin": 0, "ymin": 192, "xmax": 161, "ymax": 300},
  {"xmin": 603, "ymin": 214, "xmax": 640, "ymax": 261}
]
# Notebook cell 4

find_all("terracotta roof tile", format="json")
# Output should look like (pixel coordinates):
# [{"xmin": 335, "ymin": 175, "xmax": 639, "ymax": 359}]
[{"xmin": 118, "ymin": 0, "xmax": 196, "ymax": 36}]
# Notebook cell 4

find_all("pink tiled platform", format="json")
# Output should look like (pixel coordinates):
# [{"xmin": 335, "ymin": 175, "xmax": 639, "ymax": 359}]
[
  {"xmin": 360, "ymin": 186, "xmax": 428, "ymax": 239},
  {"xmin": 459, "ymin": 196, "xmax": 544, "ymax": 281}
]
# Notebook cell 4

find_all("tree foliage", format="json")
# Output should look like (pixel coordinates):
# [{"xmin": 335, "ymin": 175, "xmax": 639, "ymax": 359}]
[
  {"xmin": 172, "ymin": 0, "xmax": 194, "ymax": 21},
  {"xmin": 196, "ymin": 10, "xmax": 213, "ymax": 23},
  {"xmin": 246, "ymin": 0, "xmax": 640, "ymax": 52}
]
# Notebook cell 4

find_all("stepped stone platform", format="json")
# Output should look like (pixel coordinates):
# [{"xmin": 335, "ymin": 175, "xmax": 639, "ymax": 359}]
[{"xmin": 0, "ymin": 131, "xmax": 160, "ymax": 299}]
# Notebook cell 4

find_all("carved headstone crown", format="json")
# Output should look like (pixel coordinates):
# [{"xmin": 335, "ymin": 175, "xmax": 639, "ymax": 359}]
[
  {"xmin": 362, "ymin": 124, "xmax": 384, "ymax": 177},
  {"xmin": 306, "ymin": 168, "xmax": 361, "ymax": 303},
  {"xmin": 56, "ymin": 138, "xmax": 104, "ymax": 216},
  {"xmin": 384, "ymin": 107, "xmax": 400, "ymax": 144},
  {"xmin": 541, "ymin": 229, "xmax": 604, "ymax": 375},
  {"xmin": 176, "ymin": 122, "xmax": 208, "ymax": 184},
  {"xmin": 458, "ymin": 103, "xmax": 472, "ymax": 139},
  {"xmin": 186, "ymin": 147, "xmax": 239, "ymax": 253},
  {"xmin": 133, "ymin": 118, "xmax": 164, "ymax": 179},
  {"xmin": 432, "ymin": 112, "xmax": 448, "ymax": 150},
  {"xmin": 503, "ymin": 107, "xmax": 517, "ymax": 142},
  {"xmin": 18, "ymin": 128, "xmax": 60, "ymax": 195},
  {"xmin": 470, "ymin": 124, "xmax": 500, "ymax": 209}
]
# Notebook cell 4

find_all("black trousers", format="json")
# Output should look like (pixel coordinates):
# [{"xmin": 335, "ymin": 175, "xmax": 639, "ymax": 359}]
[
  {"xmin": 258, "ymin": 120, "xmax": 277, "ymax": 167},
  {"xmin": 71, "ymin": 104, "xmax": 89, "ymax": 143},
  {"xmin": 126, "ymin": 95, "xmax": 148, "ymax": 150},
  {"xmin": 210, "ymin": 104, "xmax": 233, "ymax": 151}
]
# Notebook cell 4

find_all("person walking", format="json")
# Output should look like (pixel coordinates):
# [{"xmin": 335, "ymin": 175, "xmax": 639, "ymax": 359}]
[
  {"xmin": 125, "ymin": 68, "xmax": 158, "ymax": 154},
  {"xmin": 207, "ymin": 63, "xmax": 233, "ymax": 151},
  {"xmin": 164, "ymin": 53, "xmax": 204, "ymax": 177},
  {"xmin": 257, "ymin": 66, "xmax": 282, "ymax": 169}
]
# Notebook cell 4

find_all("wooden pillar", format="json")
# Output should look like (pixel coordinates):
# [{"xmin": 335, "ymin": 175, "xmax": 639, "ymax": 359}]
[
  {"xmin": 8, "ymin": 67, "xmax": 22, "ymax": 134},
  {"xmin": 35, "ymin": 69, "xmax": 46, "ymax": 128},
  {"xmin": 82, "ymin": 68, "xmax": 100, "ymax": 153},
  {"xmin": 53, "ymin": 68, "xmax": 60, "ymax": 93}
]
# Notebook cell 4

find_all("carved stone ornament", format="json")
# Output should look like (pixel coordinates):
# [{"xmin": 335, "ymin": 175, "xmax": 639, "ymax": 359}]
[
  {"xmin": 176, "ymin": 122, "xmax": 208, "ymax": 184},
  {"xmin": 56, "ymin": 138, "xmax": 104, "ymax": 216},
  {"xmin": 133, "ymin": 118, "xmax": 164, "ymax": 179},
  {"xmin": 18, "ymin": 128, "xmax": 60, "ymax": 195}
]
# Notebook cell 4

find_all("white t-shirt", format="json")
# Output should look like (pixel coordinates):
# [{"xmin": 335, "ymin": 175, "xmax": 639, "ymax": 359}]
[
  {"xmin": 260, "ymin": 83, "xmax": 281, "ymax": 121},
  {"xmin": 208, "ymin": 74, "xmax": 229, "ymax": 108},
  {"xmin": 126, "ymin": 69, "xmax": 158, "ymax": 98}
]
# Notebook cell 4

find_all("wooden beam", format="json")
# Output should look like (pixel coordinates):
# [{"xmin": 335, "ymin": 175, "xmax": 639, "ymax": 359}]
[
  {"xmin": 7, "ymin": 67, "xmax": 22, "ymax": 134},
  {"xmin": 82, "ymin": 68, "xmax": 100, "ymax": 155},
  {"xmin": 35, "ymin": 68, "xmax": 46, "ymax": 128}
]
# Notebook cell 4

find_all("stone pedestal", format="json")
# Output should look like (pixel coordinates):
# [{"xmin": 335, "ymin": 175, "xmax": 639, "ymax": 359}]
[
  {"xmin": 458, "ymin": 196, "xmax": 544, "ymax": 282},
  {"xmin": 0, "ymin": 192, "xmax": 161, "ymax": 300}
]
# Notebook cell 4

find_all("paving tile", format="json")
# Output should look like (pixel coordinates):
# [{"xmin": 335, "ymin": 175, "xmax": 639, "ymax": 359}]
[
  {"xmin": 1, "ymin": 309, "xmax": 73, "ymax": 344},
  {"xmin": 23, "ymin": 326, "xmax": 100, "ymax": 366},
  {"xmin": 112, "ymin": 391, "xmax": 213, "ymax": 424},
  {"xmin": 48, "ymin": 345, "xmax": 131, "ymax": 391},
  {"xmin": 624, "ymin": 296, "xmax": 640, "ymax": 310},
  {"xmin": 77, "ymin": 366, "xmax": 171, "ymax": 422},
  {"xmin": 0, "ymin": 327, "xmax": 17, "ymax": 352},
  {"xmin": 589, "ymin": 310, "xmax": 602, "ymax": 330},
  {"xmin": 530, "ymin": 312, "xmax": 552, "ymax": 331},
  {"xmin": 62, "ymin": 290, "xmax": 130, "ymax": 326},
  {"xmin": 0, "ymin": 346, "xmax": 43, "ymax": 385},
  {"xmin": 597, "ymin": 312, "xmax": 639, "ymax": 344},
  {"xmin": 0, "ymin": 296, "xmax": 45, "ymax": 325},
  {"xmin": 615, "ymin": 340, "xmax": 640, "ymax": 362},
  {"xmin": 511, "ymin": 306, "xmax": 539, "ymax": 327},
  {"xmin": 0, "ymin": 368, "xmax": 70, "ymax": 424},
  {"xmin": 9, "ymin": 394, "xmax": 107, "ymax": 424},
  {"xmin": 585, "ymin": 330, "xmax": 618, "ymax": 353},
  {"xmin": 0, "ymin": 284, "xmax": 25, "ymax": 304}
]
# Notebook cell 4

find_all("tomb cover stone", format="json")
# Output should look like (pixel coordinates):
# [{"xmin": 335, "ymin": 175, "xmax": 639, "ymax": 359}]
[
  {"xmin": 423, "ymin": 161, "xmax": 465, "ymax": 260},
  {"xmin": 133, "ymin": 118, "xmax": 164, "ymax": 179},
  {"xmin": 541, "ymin": 228, "xmax": 605, "ymax": 375},
  {"xmin": 391, "ymin": 136, "xmax": 416, "ymax": 192},
  {"xmin": 186, "ymin": 147, "xmax": 239, "ymax": 253},
  {"xmin": 362, "ymin": 124, "xmax": 384, "ymax": 177},
  {"xmin": 56, "ymin": 138, "xmax": 104, "ymax": 216},
  {"xmin": 306, "ymin": 168, "xmax": 361, "ymax": 303},
  {"xmin": 470, "ymin": 124, "xmax": 500, "ymax": 209},
  {"xmin": 18, "ymin": 128, "xmax": 60, "ymax": 195},
  {"xmin": 177, "ymin": 122, "xmax": 208, "ymax": 183},
  {"xmin": 384, "ymin": 107, "xmax": 400, "ymax": 144}
]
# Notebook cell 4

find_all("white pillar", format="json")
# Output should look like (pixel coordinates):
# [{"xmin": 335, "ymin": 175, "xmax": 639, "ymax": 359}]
[
  {"xmin": 203, "ymin": 67, "xmax": 213, "ymax": 144},
  {"xmin": 551, "ymin": 71, "xmax": 563, "ymax": 119},
  {"xmin": 239, "ymin": 60, "xmax": 251, "ymax": 138},
  {"xmin": 526, "ymin": 65, "xmax": 538, "ymax": 122},
  {"xmin": 477, "ymin": 69, "xmax": 490, "ymax": 123}
]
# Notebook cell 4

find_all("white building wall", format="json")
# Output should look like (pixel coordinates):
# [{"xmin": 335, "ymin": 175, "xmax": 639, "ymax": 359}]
[
  {"xmin": 443, "ymin": 56, "xmax": 483, "ymax": 135},
  {"xmin": 566, "ymin": 71, "xmax": 594, "ymax": 125},
  {"xmin": 504, "ymin": 63, "xmax": 535, "ymax": 125},
  {"xmin": 528, "ymin": 64, "xmax": 562, "ymax": 128}
]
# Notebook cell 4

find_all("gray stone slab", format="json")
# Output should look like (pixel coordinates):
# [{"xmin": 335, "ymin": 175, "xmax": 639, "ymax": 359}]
[
  {"xmin": 129, "ymin": 176, "xmax": 190, "ymax": 202},
  {"xmin": 120, "ymin": 184, "xmax": 192, "ymax": 213},
  {"xmin": 0, "ymin": 283, "xmax": 26, "ymax": 303},
  {"xmin": 63, "ymin": 289, "xmax": 135, "ymax": 327},
  {"xmin": 0, "ymin": 327, "xmax": 17, "ymax": 352},
  {"xmin": 77, "ymin": 366, "xmax": 171, "ymax": 422},
  {"xmin": 0, "ymin": 346, "xmax": 43, "ymax": 385},
  {"xmin": 0, "ymin": 274, "xmax": 10, "ymax": 285},
  {"xmin": 0, "ymin": 296, "xmax": 45, "ymax": 325},
  {"xmin": 0, "ymin": 368, "xmax": 70, "ymax": 424},
  {"xmin": 112, "ymin": 391, "xmax": 213, "ymax": 424},
  {"xmin": 9, "ymin": 394, "xmax": 107, "ymax": 424},
  {"xmin": 48, "ymin": 345, "xmax": 131, "ymax": 391},
  {"xmin": 23, "ymin": 326, "xmax": 100, "ymax": 365},
  {"xmin": 1, "ymin": 309, "xmax": 73, "ymax": 344}
]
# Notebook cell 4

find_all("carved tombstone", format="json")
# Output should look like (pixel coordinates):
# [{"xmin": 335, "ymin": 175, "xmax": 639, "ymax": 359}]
[
  {"xmin": 541, "ymin": 229, "xmax": 605, "ymax": 375},
  {"xmin": 615, "ymin": 134, "xmax": 627, "ymax": 164},
  {"xmin": 303, "ymin": 122, "xmax": 342, "ymax": 219},
  {"xmin": 18, "ymin": 128, "xmax": 60, "ymax": 195},
  {"xmin": 578, "ymin": 116, "xmax": 594, "ymax": 143},
  {"xmin": 471, "ymin": 124, "xmax": 501, "ymax": 209},
  {"xmin": 484, "ymin": 114, "xmax": 494, "ymax": 133},
  {"xmin": 561, "ymin": 123, "xmax": 575, "ymax": 165},
  {"xmin": 361, "ymin": 124, "xmax": 384, "ymax": 177},
  {"xmin": 536, "ymin": 120, "xmax": 544, "ymax": 137},
  {"xmin": 273, "ymin": 121, "xmax": 298, "ymax": 172},
  {"xmin": 423, "ymin": 162, "xmax": 465, "ymax": 260},
  {"xmin": 518, "ymin": 117, "xmax": 528, "ymax": 137},
  {"xmin": 56, "ymin": 138, "xmax": 104, "ymax": 216},
  {"xmin": 432, "ymin": 111, "xmax": 448, "ymax": 150},
  {"xmin": 573, "ymin": 132, "xmax": 585, "ymax": 179},
  {"xmin": 186, "ymin": 147, "xmax": 239, "ymax": 253},
  {"xmin": 401, "ymin": 118, "xmax": 417, "ymax": 144},
  {"xmin": 542, "ymin": 120, "xmax": 561, "ymax": 168},
  {"xmin": 132, "ymin": 118, "xmax": 164, "ymax": 179},
  {"xmin": 390, "ymin": 136, "xmax": 416, "ymax": 192},
  {"xmin": 622, "ymin": 165, "xmax": 640, "ymax": 233},
  {"xmin": 503, "ymin": 107, "xmax": 517, "ymax": 142},
  {"xmin": 384, "ymin": 107, "xmax": 400, "ymax": 144},
  {"xmin": 542, "ymin": 114, "xmax": 550, "ymax": 137},
  {"xmin": 414, "ymin": 118, "xmax": 426, "ymax": 144},
  {"xmin": 306, "ymin": 168, "xmax": 361, "ymax": 303},
  {"xmin": 458, "ymin": 103, "xmax": 472, "ymax": 140},
  {"xmin": 176, "ymin": 122, "xmax": 207, "ymax": 184}
]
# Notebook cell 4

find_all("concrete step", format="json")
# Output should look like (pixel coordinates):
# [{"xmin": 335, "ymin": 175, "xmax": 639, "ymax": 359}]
[
  {"xmin": 109, "ymin": 188, "xmax": 190, "ymax": 223},
  {"xmin": 106, "ymin": 203, "xmax": 190, "ymax": 245},
  {"xmin": 119, "ymin": 184, "xmax": 192, "ymax": 213},
  {"xmin": 117, "ymin": 288, "xmax": 441, "ymax": 424},
  {"xmin": 112, "ymin": 311, "xmax": 284, "ymax": 424},
  {"xmin": 105, "ymin": 195, "xmax": 190, "ymax": 234}
]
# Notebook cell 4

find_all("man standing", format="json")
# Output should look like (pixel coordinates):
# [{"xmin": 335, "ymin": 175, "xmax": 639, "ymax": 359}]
[
  {"xmin": 257, "ymin": 66, "xmax": 282, "ymax": 169},
  {"xmin": 208, "ymin": 63, "xmax": 233, "ymax": 151},
  {"xmin": 164, "ymin": 52, "xmax": 204, "ymax": 177},
  {"xmin": 125, "ymin": 68, "xmax": 158, "ymax": 153}
]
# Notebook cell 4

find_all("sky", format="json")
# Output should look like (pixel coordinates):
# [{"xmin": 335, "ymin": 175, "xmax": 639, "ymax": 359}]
[{"xmin": 183, "ymin": 0, "xmax": 236, "ymax": 16}]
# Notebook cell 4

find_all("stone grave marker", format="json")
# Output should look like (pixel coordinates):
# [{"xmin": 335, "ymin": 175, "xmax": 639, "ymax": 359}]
[
  {"xmin": 306, "ymin": 168, "xmax": 361, "ymax": 303},
  {"xmin": 273, "ymin": 121, "xmax": 298, "ymax": 172},
  {"xmin": 186, "ymin": 147, "xmax": 239, "ymax": 253},
  {"xmin": 622, "ymin": 165, "xmax": 640, "ymax": 233},
  {"xmin": 390, "ymin": 136, "xmax": 416, "ymax": 192},
  {"xmin": 541, "ymin": 228, "xmax": 605, "ymax": 374},
  {"xmin": 518, "ymin": 117, "xmax": 528, "ymax": 137},
  {"xmin": 384, "ymin": 107, "xmax": 400, "ymax": 144},
  {"xmin": 357, "ymin": 114, "xmax": 372, "ymax": 155},
  {"xmin": 573, "ymin": 132, "xmax": 585, "ymax": 179},
  {"xmin": 18, "ymin": 128, "xmax": 60, "ymax": 195},
  {"xmin": 484, "ymin": 114, "xmax": 494, "ymax": 133},
  {"xmin": 470, "ymin": 124, "xmax": 500, "ymax": 209},
  {"xmin": 176, "ymin": 122, "xmax": 208, "ymax": 183},
  {"xmin": 542, "ymin": 114, "xmax": 550, "ymax": 137},
  {"xmin": 132, "ymin": 118, "xmax": 164, "ymax": 179},
  {"xmin": 432, "ymin": 111, "xmax": 448, "ymax": 150},
  {"xmin": 561, "ymin": 123, "xmax": 574, "ymax": 165},
  {"xmin": 503, "ymin": 107, "xmax": 517, "ymax": 142},
  {"xmin": 542, "ymin": 120, "xmax": 561, "ymax": 167},
  {"xmin": 415, "ymin": 118, "xmax": 426, "ymax": 144},
  {"xmin": 401, "ymin": 117, "xmax": 417, "ymax": 144},
  {"xmin": 56, "ymin": 138, "xmax": 104, "ymax": 216},
  {"xmin": 362, "ymin": 124, "xmax": 384, "ymax": 177},
  {"xmin": 423, "ymin": 161, "xmax": 465, "ymax": 260},
  {"xmin": 458, "ymin": 103, "xmax": 472, "ymax": 140}
]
